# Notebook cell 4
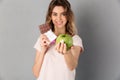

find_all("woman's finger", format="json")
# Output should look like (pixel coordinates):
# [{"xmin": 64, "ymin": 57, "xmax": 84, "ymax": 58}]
[
  {"xmin": 63, "ymin": 43, "xmax": 67, "ymax": 54},
  {"xmin": 55, "ymin": 43, "xmax": 61, "ymax": 52},
  {"xmin": 59, "ymin": 43, "xmax": 64, "ymax": 53}
]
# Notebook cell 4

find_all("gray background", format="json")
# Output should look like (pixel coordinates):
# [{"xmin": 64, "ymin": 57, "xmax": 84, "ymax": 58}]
[{"xmin": 0, "ymin": 0, "xmax": 120, "ymax": 80}]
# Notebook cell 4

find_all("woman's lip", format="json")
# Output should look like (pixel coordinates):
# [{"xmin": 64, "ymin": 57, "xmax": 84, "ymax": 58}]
[{"xmin": 56, "ymin": 22, "xmax": 63, "ymax": 25}]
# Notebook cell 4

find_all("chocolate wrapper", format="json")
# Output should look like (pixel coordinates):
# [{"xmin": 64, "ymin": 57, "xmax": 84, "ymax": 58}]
[{"xmin": 39, "ymin": 24, "xmax": 57, "ymax": 44}]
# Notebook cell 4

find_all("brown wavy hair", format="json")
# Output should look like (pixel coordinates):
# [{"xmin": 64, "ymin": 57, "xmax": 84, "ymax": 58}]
[{"xmin": 45, "ymin": 0, "xmax": 77, "ymax": 36}]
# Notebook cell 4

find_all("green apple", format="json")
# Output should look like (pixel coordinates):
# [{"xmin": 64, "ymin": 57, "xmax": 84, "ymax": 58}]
[{"xmin": 56, "ymin": 34, "xmax": 73, "ymax": 50}]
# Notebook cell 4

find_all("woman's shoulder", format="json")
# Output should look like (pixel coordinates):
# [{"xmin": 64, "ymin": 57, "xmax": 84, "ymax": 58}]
[
  {"xmin": 72, "ymin": 34, "xmax": 82, "ymax": 42},
  {"xmin": 72, "ymin": 34, "xmax": 83, "ymax": 45},
  {"xmin": 72, "ymin": 34, "xmax": 81, "ymax": 39}
]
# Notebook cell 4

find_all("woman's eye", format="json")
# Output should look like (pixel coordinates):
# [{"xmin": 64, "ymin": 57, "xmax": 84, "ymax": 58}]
[
  {"xmin": 62, "ymin": 13, "xmax": 67, "ymax": 16},
  {"xmin": 52, "ymin": 13, "xmax": 57, "ymax": 16}
]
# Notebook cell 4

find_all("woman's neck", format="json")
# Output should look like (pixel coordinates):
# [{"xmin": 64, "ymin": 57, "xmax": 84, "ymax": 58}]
[{"xmin": 54, "ymin": 28, "xmax": 66, "ymax": 36}]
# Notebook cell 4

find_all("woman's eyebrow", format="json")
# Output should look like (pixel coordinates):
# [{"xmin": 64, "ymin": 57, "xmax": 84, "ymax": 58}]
[
  {"xmin": 52, "ymin": 11, "xmax": 65, "ymax": 14},
  {"xmin": 52, "ymin": 12, "xmax": 57, "ymax": 13}
]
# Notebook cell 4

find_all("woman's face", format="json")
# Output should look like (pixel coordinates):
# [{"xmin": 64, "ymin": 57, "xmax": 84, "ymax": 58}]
[{"xmin": 51, "ymin": 6, "xmax": 67, "ymax": 29}]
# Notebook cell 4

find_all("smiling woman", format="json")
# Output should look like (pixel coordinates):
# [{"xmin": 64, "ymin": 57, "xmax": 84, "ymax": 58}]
[
  {"xmin": 32, "ymin": 0, "xmax": 84, "ymax": 80},
  {"xmin": 51, "ymin": 6, "xmax": 67, "ymax": 34}
]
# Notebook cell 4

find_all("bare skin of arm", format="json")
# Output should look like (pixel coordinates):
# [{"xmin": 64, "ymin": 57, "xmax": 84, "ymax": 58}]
[
  {"xmin": 32, "ymin": 34, "xmax": 50, "ymax": 78},
  {"xmin": 32, "ymin": 50, "xmax": 45, "ymax": 78},
  {"xmin": 56, "ymin": 43, "xmax": 83, "ymax": 71}
]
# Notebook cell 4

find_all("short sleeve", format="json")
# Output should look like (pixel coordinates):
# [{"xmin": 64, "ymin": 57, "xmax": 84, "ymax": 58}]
[
  {"xmin": 33, "ymin": 37, "xmax": 41, "ymax": 52},
  {"xmin": 72, "ymin": 35, "xmax": 84, "ymax": 52}
]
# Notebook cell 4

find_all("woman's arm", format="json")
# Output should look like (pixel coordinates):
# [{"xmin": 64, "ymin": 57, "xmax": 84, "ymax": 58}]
[
  {"xmin": 64, "ymin": 46, "xmax": 82, "ymax": 71},
  {"xmin": 32, "ymin": 34, "xmax": 50, "ymax": 78},
  {"xmin": 56, "ymin": 43, "xmax": 82, "ymax": 71},
  {"xmin": 32, "ymin": 50, "xmax": 45, "ymax": 78}
]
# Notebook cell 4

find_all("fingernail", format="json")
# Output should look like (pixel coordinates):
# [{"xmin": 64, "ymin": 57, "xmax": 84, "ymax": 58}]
[
  {"xmin": 46, "ymin": 41, "xmax": 50, "ymax": 45},
  {"xmin": 71, "ymin": 46, "xmax": 73, "ymax": 48},
  {"xmin": 60, "ymin": 40, "xmax": 64, "ymax": 43},
  {"xmin": 64, "ymin": 43, "xmax": 66, "ymax": 46}
]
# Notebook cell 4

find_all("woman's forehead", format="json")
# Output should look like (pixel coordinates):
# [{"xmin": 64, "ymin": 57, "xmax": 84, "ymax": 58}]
[{"xmin": 52, "ymin": 6, "xmax": 65, "ymax": 13}]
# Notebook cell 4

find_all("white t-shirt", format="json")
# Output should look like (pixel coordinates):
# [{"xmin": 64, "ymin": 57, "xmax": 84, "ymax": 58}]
[{"xmin": 34, "ymin": 35, "xmax": 84, "ymax": 80}]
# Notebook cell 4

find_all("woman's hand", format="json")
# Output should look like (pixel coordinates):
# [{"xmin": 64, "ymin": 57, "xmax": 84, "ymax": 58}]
[
  {"xmin": 33, "ymin": 34, "xmax": 50, "ymax": 78},
  {"xmin": 55, "ymin": 42, "xmax": 69, "ymax": 54},
  {"xmin": 55, "ymin": 42, "xmax": 82, "ymax": 70},
  {"xmin": 40, "ymin": 34, "xmax": 50, "ymax": 54}
]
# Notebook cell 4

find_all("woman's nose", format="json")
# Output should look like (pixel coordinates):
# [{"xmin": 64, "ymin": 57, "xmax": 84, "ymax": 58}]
[{"xmin": 57, "ymin": 15, "xmax": 62, "ymax": 20}]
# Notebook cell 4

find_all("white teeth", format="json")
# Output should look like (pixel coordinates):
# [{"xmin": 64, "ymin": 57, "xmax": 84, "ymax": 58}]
[
  {"xmin": 58, "ymin": 23, "xmax": 61, "ymax": 24},
  {"xmin": 56, "ymin": 22, "xmax": 62, "ymax": 25}
]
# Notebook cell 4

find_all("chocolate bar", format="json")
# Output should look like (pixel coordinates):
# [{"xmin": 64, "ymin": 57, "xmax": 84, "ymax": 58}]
[
  {"xmin": 39, "ymin": 24, "xmax": 57, "ymax": 44},
  {"xmin": 39, "ymin": 24, "xmax": 51, "ymax": 34}
]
